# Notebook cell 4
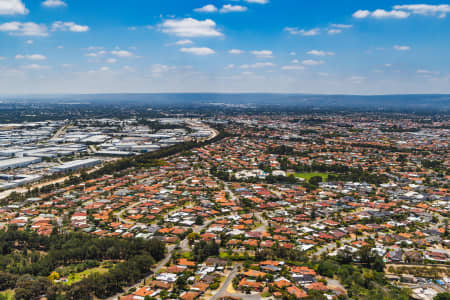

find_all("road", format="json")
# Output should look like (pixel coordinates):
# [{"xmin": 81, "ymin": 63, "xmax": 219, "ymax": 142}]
[
  {"xmin": 44, "ymin": 123, "xmax": 69, "ymax": 142},
  {"xmin": 311, "ymin": 232, "xmax": 378, "ymax": 257},
  {"xmin": 312, "ymin": 237, "xmax": 352, "ymax": 257},
  {"xmin": 106, "ymin": 217, "xmax": 218, "ymax": 300},
  {"xmin": 0, "ymin": 161, "xmax": 108, "ymax": 200},
  {"xmin": 0, "ymin": 174, "xmax": 72, "ymax": 199},
  {"xmin": 105, "ymin": 244, "xmax": 175, "ymax": 300},
  {"xmin": 254, "ymin": 212, "xmax": 269, "ymax": 232},
  {"xmin": 185, "ymin": 119, "xmax": 219, "ymax": 141},
  {"xmin": 115, "ymin": 199, "xmax": 149, "ymax": 224},
  {"xmin": 210, "ymin": 264, "xmax": 240, "ymax": 300}
]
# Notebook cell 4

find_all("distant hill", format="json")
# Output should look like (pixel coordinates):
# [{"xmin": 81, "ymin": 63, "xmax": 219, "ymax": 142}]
[{"xmin": 1, "ymin": 93, "xmax": 449, "ymax": 110}]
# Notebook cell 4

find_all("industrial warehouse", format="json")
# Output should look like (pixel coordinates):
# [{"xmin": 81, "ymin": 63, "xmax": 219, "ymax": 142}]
[{"xmin": 0, "ymin": 118, "xmax": 214, "ymax": 192}]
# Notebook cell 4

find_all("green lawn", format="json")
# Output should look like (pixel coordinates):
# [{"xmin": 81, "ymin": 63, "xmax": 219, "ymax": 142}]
[
  {"xmin": 180, "ymin": 252, "xmax": 193, "ymax": 259},
  {"xmin": 0, "ymin": 290, "xmax": 15, "ymax": 300},
  {"xmin": 291, "ymin": 172, "xmax": 329, "ymax": 180},
  {"xmin": 65, "ymin": 267, "xmax": 109, "ymax": 285}
]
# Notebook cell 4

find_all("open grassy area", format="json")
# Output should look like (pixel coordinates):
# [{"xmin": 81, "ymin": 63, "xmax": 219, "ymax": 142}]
[
  {"xmin": 180, "ymin": 252, "xmax": 194, "ymax": 259},
  {"xmin": 0, "ymin": 290, "xmax": 15, "ymax": 300},
  {"xmin": 65, "ymin": 267, "xmax": 109, "ymax": 285},
  {"xmin": 291, "ymin": 172, "xmax": 329, "ymax": 181}
]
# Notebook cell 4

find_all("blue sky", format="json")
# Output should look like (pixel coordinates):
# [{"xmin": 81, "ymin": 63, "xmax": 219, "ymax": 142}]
[{"xmin": 0, "ymin": 0, "xmax": 449, "ymax": 94}]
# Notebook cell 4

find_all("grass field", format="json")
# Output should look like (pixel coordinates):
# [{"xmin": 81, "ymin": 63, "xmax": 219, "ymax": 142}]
[
  {"xmin": 291, "ymin": 172, "xmax": 329, "ymax": 180},
  {"xmin": 0, "ymin": 290, "xmax": 14, "ymax": 300},
  {"xmin": 65, "ymin": 267, "xmax": 109, "ymax": 285}
]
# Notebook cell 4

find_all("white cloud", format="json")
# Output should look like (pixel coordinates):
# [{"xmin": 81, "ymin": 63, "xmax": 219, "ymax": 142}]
[
  {"xmin": 0, "ymin": 56, "xmax": 5, "ymax": 60},
  {"xmin": 150, "ymin": 64, "xmax": 176, "ymax": 77},
  {"xmin": 353, "ymin": 10, "xmax": 371, "ymax": 18},
  {"xmin": 328, "ymin": 29, "xmax": 342, "ymax": 35},
  {"xmin": 15, "ymin": 54, "xmax": 47, "ymax": 60},
  {"xmin": 229, "ymin": 49, "xmax": 244, "ymax": 55},
  {"xmin": 160, "ymin": 18, "xmax": 222, "ymax": 37},
  {"xmin": 225, "ymin": 64, "xmax": 235, "ymax": 69},
  {"xmin": 180, "ymin": 47, "xmax": 215, "ymax": 55},
  {"xmin": 416, "ymin": 69, "xmax": 430, "ymax": 74},
  {"xmin": 394, "ymin": 45, "xmax": 411, "ymax": 51},
  {"xmin": 0, "ymin": 0, "xmax": 28, "ymax": 15},
  {"xmin": 307, "ymin": 50, "xmax": 335, "ymax": 56},
  {"xmin": 87, "ymin": 46, "xmax": 104, "ymax": 51},
  {"xmin": 331, "ymin": 24, "xmax": 353, "ymax": 29},
  {"xmin": 52, "ymin": 21, "xmax": 89, "ymax": 32},
  {"xmin": 251, "ymin": 50, "xmax": 273, "ymax": 58},
  {"xmin": 100, "ymin": 66, "xmax": 110, "ymax": 72},
  {"xmin": 25, "ymin": 39, "xmax": 33, "ymax": 44},
  {"xmin": 349, "ymin": 75, "xmax": 366, "ymax": 83},
  {"xmin": 285, "ymin": 27, "xmax": 320, "ymax": 36},
  {"xmin": 194, "ymin": 4, "xmax": 218, "ymax": 13},
  {"xmin": 302, "ymin": 59, "xmax": 324, "ymax": 66},
  {"xmin": 353, "ymin": 9, "xmax": 410, "ymax": 19},
  {"xmin": 42, "ymin": 0, "xmax": 67, "ymax": 7},
  {"xmin": 106, "ymin": 58, "xmax": 117, "ymax": 64},
  {"xmin": 0, "ymin": 22, "xmax": 48, "ymax": 36},
  {"xmin": 416, "ymin": 69, "xmax": 438, "ymax": 75},
  {"xmin": 393, "ymin": 4, "xmax": 450, "ymax": 18},
  {"xmin": 354, "ymin": 5, "xmax": 450, "ymax": 19},
  {"xmin": 240, "ymin": 62, "xmax": 275, "ymax": 69},
  {"xmin": 291, "ymin": 59, "xmax": 299, "ymax": 64},
  {"xmin": 282, "ymin": 65, "xmax": 305, "ymax": 70},
  {"xmin": 175, "ymin": 39, "xmax": 193, "ymax": 45},
  {"xmin": 22, "ymin": 64, "xmax": 50, "ymax": 70},
  {"xmin": 373, "ymin": 9, "xmax": 410, "ymax": 19},
  {"xmin": 326, "ymin": 24, "xmax": 352, "ymax": 35},
  {"xmin": 85, "ymin": 50, "xmax": 106, "ymax": 57},
  {"xmin": 220, "ymin": 5, "xmax": 247, "ymax": 13},
  {"xmin": 111, "ymin": 50, "xmax": 133, "ymax": 57}
]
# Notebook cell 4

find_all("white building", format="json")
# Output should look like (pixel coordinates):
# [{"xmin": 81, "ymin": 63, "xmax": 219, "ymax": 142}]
[
  {"xmin": 0, "ymin": 157, "xmax": 42, "ymax": 170},
  {"xmin": 50, "ymin": 158, "xmax": 101, "ymax": 173}
]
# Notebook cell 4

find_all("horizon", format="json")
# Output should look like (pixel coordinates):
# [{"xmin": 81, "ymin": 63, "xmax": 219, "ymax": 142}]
[{"xmin": 2, "ymin": 92, "xmax": 450, "ymax": 96}]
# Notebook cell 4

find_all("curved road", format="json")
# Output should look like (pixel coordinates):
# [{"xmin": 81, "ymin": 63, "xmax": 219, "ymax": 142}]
[{"xmin": 210, "ymin": 264, "xmax": 240, "ymax": 300}]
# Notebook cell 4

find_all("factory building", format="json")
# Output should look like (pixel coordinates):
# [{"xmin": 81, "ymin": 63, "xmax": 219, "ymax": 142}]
[
  {"xmin": 0, "ymin": 157, "xmax": 42, "ymax": 170},
  {"xmin": 50, "ymin": 158, "xmax": 102, "ymax": 173}
]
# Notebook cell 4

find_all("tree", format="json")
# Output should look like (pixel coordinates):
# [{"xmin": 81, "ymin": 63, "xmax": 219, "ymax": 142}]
[
  {"xmin": 175, "ymin": 274, "xmax": 187, "ymax": 291},
  {"xmin": 371, "ymin": 256, "xmax": 385, "ymax": 272},
  {"xmin": 193, "ymin": 240, "xmax": 219, "ymax": 262},
  {"xmin": 15, "ymin": 275, "xmax": 50, "ymax": 300},
  {"xmin": 435, "ymin": 293, "xmax": 450, "ymax": 300},
  {"xmin": 359, "ymin": 246, "xmax": 372, "ymax": 265},
  {"xmin": 444, "ymin": 219, "xmax": 449, "ymax": 237},
  {"xmin": 187, "ymin": 232, "xmax": 200, "ymax": 245},
  {"xmin": 48, "ymin": 271, "xmax": 60, "ymax": 282},
  {"xmin": 309, "ymin": 176, "xmax": 323, "ymax": 186},
  {"xmin": 317, "ymin": 260, "xmax": 338, "ymax": 278},
  {"xmin": 195, "ymin": 216, "xmax": 204, "ymax": 225}
]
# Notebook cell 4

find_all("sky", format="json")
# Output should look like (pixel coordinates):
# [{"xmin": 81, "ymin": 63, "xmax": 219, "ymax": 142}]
[{"xmin": 0, "ymin": 0, "xmax": 450, "ymax": 95}]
